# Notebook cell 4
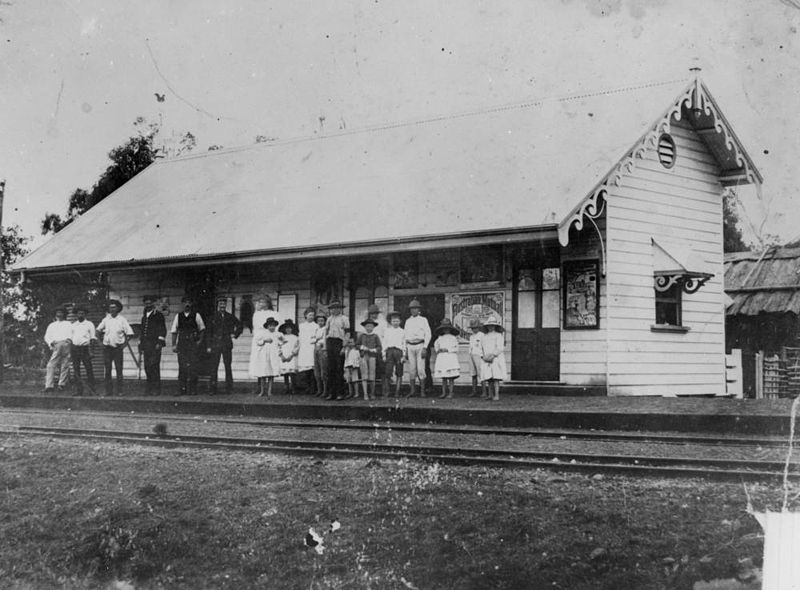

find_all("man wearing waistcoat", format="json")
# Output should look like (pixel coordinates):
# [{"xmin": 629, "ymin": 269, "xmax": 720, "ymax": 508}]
[
  {"xmin": 139, "ymin": 295, "xmax": 167, "ymax": 395},
  {"xmin": 205, "ymin": 295, "xmax": 243, "ymax": 395},
  {"xmin": 171, "ymin": 296, "xmax": 205, "ymax": 396}
]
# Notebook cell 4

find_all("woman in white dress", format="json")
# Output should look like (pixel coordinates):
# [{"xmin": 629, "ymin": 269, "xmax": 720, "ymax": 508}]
[
  {"xmin": 296, "ymin": 307, "xmax": 318, "ymax": 393},
  {"xmin": 248, "ymin": 294, "xmax": 282, "ymax": 395}
]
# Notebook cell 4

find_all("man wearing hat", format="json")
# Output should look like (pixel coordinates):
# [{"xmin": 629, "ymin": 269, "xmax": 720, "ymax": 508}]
[
  {"xmin": 403, "ymin": 299, "xmax": 431, "ymax": 397},
  {"xmin": 43, "ymin": 307, "xmax": 72, "ymax": 393},
  {"xmin": 139, "ymin": 295, "xmax": 167, "ymax": 395},
  {"xmin": 171, "ymin": 296, "xmax": 206, "ymax": 395},
  {"xmin": 324, "ymin": 299, "xmax": 349, "ymax": 400},
  {"xmin": 69, "ymin": 305, "xmax": 97, "ymax": 395},
  {"xmin": 96, "ymin": 299, "xmax": 134, "ymax": 396},
  {"xmin": 205, "ymin": 295, "xmax": 243, "ymax": 395}
]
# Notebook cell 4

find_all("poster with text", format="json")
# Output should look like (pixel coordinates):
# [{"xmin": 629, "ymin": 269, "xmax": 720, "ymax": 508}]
[
  {"xmin": 450, "ymin": 292, "xmax": 504, "ymax": 342},
  {"xmin": 563, "ymin": 260, "xmax": 599, "ymax": 329}
]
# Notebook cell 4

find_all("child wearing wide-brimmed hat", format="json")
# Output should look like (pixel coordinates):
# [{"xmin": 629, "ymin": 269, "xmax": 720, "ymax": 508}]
[
  {"xmin": 341, "ymin": 333, "xmax": 362, "ymax": 399},
  {"xmin": 467, "ymin": 317, "xmax": 488, "ymax": 398},
  {"xmin": 433, "ymin": 318, "xmax": 460, "ymax": 398},
  {"xmin": 382, "ymin": 310, "xmax": 406, "ymax": 398},
  {"xmin": 480, "ymin": 316, "xmax": 506, "ymax": 401},
  {"xmin": 255, "ymin": 316, "xmax": 282, "ymax": 397},
  {"xmin": 357, "ymin": 317, "xmax": 383, "ymax": 400},
  {"xmin": 279, "ymin": 319, "xmax": 300, "ymax": 394}
]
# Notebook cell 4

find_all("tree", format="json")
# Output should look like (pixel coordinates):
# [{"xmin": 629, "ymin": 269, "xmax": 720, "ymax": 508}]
[
  {"xmin": 41, "ymin": 118, "xmax": 196, "ymax": 234},
  {"xmin": 1, "ymin": 224, "xmax": 41, "ymax": 369},
  {"xmin": 723, "ymin": 189, "xmax": 749, "ymax": 253}
]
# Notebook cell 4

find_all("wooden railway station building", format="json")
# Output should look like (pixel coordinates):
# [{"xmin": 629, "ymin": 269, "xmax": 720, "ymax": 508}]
[{"xmin": 16, "ymin": 77, "xmax": 761, "ymax": 396}]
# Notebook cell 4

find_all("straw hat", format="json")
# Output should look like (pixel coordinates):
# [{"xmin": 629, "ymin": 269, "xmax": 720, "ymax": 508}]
[
  {"xmin": 435, "ymin": 318, "xmax": 460, "ymax": 336},
  {"xmin": 386, "ymin": 310, "xmax": 402, "ymax": 321},
  {"xmin": 482, "ymin": 316, "xmax": 503, "ymax": 332},
  {"xmin": 328, "ymin": 299, "xmax": 343, "ymax": 309},
  {"xmin": 361, "ymin": 317, "xmax": 377, "ymax": 328},
  {"xmin": 264, "ymin": 317, "xmax": 280, "ymax": 328},
  {"xmin": 408, "ymin": 299, "xmax": 422, "ymax": 309}
]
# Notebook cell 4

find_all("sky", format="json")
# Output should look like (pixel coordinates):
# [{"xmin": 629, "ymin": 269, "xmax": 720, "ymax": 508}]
[{"xmin": 1, "ymin": 0, "xmax": 799, "ymax": 248}]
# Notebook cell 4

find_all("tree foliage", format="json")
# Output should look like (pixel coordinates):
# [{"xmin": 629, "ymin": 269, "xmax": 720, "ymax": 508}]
[
  {"xmin": 2, "ymin": 224, "xmax": 41, "ymax": 367},
  {"xmin": 723, "ymin": 190, "xmax": 749, "ymax": 253},
  {"xmin": 41, "ymin": 118, "xmax": 196, "ymax": 235}
]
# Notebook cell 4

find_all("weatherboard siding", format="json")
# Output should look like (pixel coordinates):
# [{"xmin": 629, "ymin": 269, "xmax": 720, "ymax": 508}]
[
  {"xmin": 559, "ymin": 218, "xmax": 608, "ymax": 386},
  {"xmin": 605, "ymin": 118, "xmax": 725, "ymax": 396}
]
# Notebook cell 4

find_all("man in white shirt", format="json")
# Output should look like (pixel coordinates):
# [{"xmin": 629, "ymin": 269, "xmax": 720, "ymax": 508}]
[
  {"xmin": 96, "ymin": 299, "xmax": 134, "ymax": 396},
  {"xmin": 43, "ymin": 308, "xmax": 72, "ymax": 392},
  {"xmin": 69, "ymin": 305, "xmax": 97, "ymax": 395},
  {"xmin": 171, "ymin": 295, "xmax": 206, "ymax": 396},
  {"xmin": 403, "ymin": 299, "xmax": 431, "ymax": 398}
]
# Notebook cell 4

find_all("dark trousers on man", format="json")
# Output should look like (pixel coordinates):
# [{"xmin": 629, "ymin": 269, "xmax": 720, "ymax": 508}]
[
  {"xmin": 71, "ymin": 345, "xmax": 95, "ymax": 394},
  {"xmin": 142, "ymin": 346, "xmax": 162, "ymax": 395},
  {"xmin": 209, "ymin": 347, "xmax": 233, "ymax": 394},
  {"xmin": 177, "ymin": 343, "xmax": 199, "ymax": 395},
  {"xmin": 325, "ymin": 337, "xmax": 344, "ymax": 398},
  {"xmin": 103, "ymin": 345, "xmax": 124, "ymax": 396}
]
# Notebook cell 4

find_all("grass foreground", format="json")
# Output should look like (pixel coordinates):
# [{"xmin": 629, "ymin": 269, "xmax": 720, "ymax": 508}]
[{"xmin": 0, "ymin": 434, "xmax": 774, "ymax": 589}]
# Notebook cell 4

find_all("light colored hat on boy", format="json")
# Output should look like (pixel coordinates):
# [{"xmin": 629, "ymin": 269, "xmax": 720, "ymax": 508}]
[
  {"xmin": 408, "ymin": 299, "xmax": 422, "ymax": 309},
  {"xmin": 328, "ymin": 299, "xmax": 343, "ymax": 308},
  {"xmin": 482, "ymin": 316, "xmax": 503, "ymax": 332},
  {"xmin": 386, "ymin": 310, "xmax": 402, "ymax": 321}
]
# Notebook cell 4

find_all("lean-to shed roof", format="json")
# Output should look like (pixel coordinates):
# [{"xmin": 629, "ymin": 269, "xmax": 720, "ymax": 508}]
[
  {"xmin": 16, "ymin": 78, "xmax": 758, "ymax": 272},
  {"xmin": 725, "ymin": 248, "xmax": 800, "ymax": 315}
]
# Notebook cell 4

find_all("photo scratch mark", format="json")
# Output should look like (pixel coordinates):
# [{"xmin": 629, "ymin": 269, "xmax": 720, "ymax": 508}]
[
  {"xmin": 145, "ymin": 39, "xmax": 236, "ymax": 122},
  {"xmin": 54, "ymin": 79, "xmax": 64, "ymax": 119}
]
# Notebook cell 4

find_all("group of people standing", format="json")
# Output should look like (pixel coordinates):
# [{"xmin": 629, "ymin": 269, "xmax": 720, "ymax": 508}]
[
  {"xmin": 42, "ymin": 293, "xmax": 507, "ymax": 400},
  {"xmin": 247, "ymin": 295, "xmax": 506, "ymax": 401},
  {"xmin": 42, "ymin": 294, "xmax": 243, "ymax": 397}
]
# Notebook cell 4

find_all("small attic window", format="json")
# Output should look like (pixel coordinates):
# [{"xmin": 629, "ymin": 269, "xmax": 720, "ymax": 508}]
[{"xmin": 657, "ymin": 133, "xmax": 676, "ymax": 169}]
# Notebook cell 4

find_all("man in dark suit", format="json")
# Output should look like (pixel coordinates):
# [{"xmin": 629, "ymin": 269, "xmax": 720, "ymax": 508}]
[
  {"xmin": 206, "ymin": 295, "xmax": 243, "ymax": 394},
  {"xmin": 139, "ymin": 295, "xmax": 167, "ymax": 395}
]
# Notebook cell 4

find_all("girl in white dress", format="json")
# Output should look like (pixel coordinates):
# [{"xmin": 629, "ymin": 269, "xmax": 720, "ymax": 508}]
[
  {"xmin": 480, "ymin": 316, "xmax": 506, "ymax": 401},
  {"xmin": 279, "ymin": 319, "xmax": 300, "ymax": 394},
  {"xmin": 297, "ymin": 308, "xmax": 317, "ymax": 393},
  {"xmin": 258, "ymin": 317, "xmax": 283, "ymax": 397},
  {"xmin": 433, "ymin": 318, "xmax": 460, "ymax": 399},
  {"xmin": 249, "ymin": 294, "xmax": 281, "ymax": 396}
]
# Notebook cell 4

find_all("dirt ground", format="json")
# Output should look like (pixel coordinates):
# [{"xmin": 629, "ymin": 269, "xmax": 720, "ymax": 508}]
[{"xmin": 0, "ymin": 435, "xmax": 776, "ymax": 589}]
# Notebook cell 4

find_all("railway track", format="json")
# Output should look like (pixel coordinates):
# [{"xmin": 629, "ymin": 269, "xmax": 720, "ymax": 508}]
[
  {"xmin": 0, "ymin": 406, "xmax": 788, "ymax": 447},
  {"xmin": 4, "ymin": 424, "xmax": 796, "ymax": 482}
]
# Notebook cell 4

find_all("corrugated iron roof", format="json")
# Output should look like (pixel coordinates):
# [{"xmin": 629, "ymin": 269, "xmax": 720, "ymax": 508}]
[
  {"xmin": 725, "ymin": 248, "xmax": 800, "ymax": 315},
  {"xmin": 18, "ymin": 78, "xmax": 713, "ymax": 272}
]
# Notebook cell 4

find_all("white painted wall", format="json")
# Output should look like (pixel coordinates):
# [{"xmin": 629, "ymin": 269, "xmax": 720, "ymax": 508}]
[{"xmin": 604, "ymin": 117, "xmax": 726, "ymax": 396}]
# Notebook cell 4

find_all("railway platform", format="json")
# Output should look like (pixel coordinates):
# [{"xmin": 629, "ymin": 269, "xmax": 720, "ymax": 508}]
[{"xmin": 0, "ymin": 380, "xmax": 793, "ymax": 435}]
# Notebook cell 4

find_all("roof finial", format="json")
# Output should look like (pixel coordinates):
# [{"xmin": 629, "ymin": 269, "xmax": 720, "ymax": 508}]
[{"xmin": 689, "ymin": 64, "xmax": 703, "ymax": 118}]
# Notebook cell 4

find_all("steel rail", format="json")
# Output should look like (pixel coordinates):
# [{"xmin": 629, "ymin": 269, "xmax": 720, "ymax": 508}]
[
  {"xmin": 5, "ymin": 425, "xmax": 795, "ymax": 482},
  {"xmin": 0, "ymin": 407, "xmax": 787, "ymax": 447}
]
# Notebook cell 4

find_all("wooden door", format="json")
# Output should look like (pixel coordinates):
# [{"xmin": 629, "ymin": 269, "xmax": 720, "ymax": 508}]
[
  {"xmin": 393, "ymin": 294, "xmax": 445, "ymax": 388},
  {"xmin": 512, "ymin": 255, "xmax": 561, "ymax": 381}
]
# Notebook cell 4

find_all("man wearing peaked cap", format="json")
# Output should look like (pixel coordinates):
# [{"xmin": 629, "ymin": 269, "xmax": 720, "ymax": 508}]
[{"xmin": 205, "ymin": 295, "xmax": 243, "ymax": 395}]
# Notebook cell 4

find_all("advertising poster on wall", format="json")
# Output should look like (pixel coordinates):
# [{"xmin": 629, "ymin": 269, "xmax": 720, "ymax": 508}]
[
  {"xmin": 563, "ymin": 260, "xmax": 599, "ymax": 329},
  {"xmin": 450, "ymin": 292, "xmax": 504, "ymax": 342}
]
